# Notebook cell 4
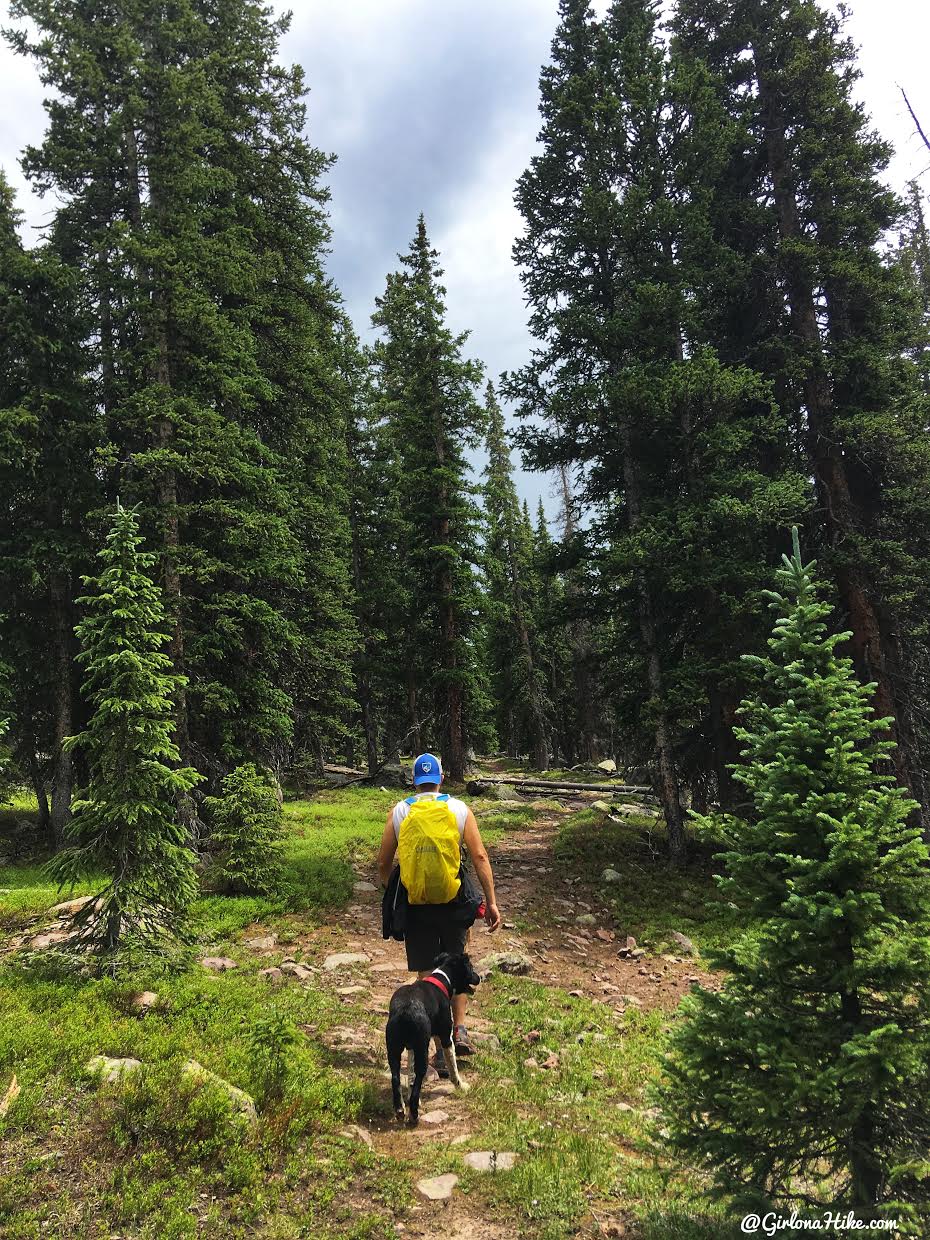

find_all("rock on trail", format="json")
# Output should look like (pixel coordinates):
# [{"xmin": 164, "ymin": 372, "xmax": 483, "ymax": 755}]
[
  {"xmin": 417, "ymin": 1173, "xmax": 458, "ymax": 1201},
  {"xmin": 200, "ymin": 956, "xmax": 237, "ymax": 972},
  {"xmin": 463, "ymin": 1151, "xmax": 518, "ymax": 1172},
  {"xmin": 323, "ymin": 951, "xmax": 370, "ymax": 970}
]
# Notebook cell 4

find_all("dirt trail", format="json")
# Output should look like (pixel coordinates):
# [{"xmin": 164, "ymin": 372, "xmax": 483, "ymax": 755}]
[{"xmin": 295, "ymin": 807, "xmax": 714, "ymax": 1238}]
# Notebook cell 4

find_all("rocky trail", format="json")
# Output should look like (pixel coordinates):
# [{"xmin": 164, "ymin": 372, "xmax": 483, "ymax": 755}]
[
  {"xmin": 270, "ymin": 806, "xmax": 714, "ymax": 1238},
  {"xmin": 10, "ymin": 799, "xmax": 714, "ymax": 1238}
]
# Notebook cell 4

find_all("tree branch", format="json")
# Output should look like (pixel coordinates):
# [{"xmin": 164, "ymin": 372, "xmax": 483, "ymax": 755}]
[{"xmin": 900, "ymin": 86, "xmax": 930, "ymax": 156}]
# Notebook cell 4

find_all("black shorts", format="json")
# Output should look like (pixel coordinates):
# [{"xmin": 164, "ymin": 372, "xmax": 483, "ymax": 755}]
[{"xmin": 404, "ymin": 905, "xmax": 470, "ymax": 972}]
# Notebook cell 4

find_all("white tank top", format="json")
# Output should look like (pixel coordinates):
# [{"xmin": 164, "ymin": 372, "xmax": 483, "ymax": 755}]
[{"xmin": 392, "ymin": 792, "xmax": 469, "ymax": 840}]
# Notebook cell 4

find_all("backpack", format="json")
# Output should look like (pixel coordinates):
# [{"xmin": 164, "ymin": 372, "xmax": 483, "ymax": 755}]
[{"xmin": 396, "ymin": 794, "xmax": 462, "ymax": 906}]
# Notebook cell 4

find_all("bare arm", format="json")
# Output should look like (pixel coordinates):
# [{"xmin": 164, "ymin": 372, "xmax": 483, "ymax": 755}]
[
  {"xmin": 463, "ymin": 810, "xmax": 501, "ymax": 931},
  {"xmin": 377, "ymin": 810, "xmax": 398, "ymax": 886}
]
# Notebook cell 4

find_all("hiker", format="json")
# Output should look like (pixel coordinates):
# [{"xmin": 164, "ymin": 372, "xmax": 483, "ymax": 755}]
[{"xmin": 377, "ymin": 752, "xmax": 501, "ymax": 1068}]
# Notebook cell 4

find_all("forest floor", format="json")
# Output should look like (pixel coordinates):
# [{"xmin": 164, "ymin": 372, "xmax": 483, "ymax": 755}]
[{"xmin": 0, "ymin": 778, "xmax": 743, "ymax": 1239}]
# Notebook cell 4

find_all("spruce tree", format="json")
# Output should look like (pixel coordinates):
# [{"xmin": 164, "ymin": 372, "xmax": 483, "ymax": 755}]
[
  {"xmin": 203, "ymin": 763, "xmax": 284, "ymax": 896},
  {"xmin": 507, "ymin": 0, "xmax": 803, "ymax": 856},
  {"xmin": 482, "ymin": 383, "xmax": 549, "ymax": 768},
  {"xmin": 51, "ymin": 504, "xmax": 200, "ymax": 952},
  {"xmin": 7, "ymin": 1, "xmax": 356, "ymax": 788},
  {"xmin": 0, "ymin": 170, "xmax": 99, "ymax": 848},
  {"xmin": 673, "ymin": 0, "xmax": 930, "ymax": 827},
  {"xmin": 369, "ymin": 216, "xmax": 486, "ymax": 780},
  {"xmin": 659, "ymin": 531, "xmax": 930, "ymax": 1220}
]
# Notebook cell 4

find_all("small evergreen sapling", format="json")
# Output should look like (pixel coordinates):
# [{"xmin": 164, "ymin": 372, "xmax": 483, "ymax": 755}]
[
  {"xmin": 50, "ymin": 503, "xmax": 201, "ymax": 952},
  {"xmin": 204, "ymin": 763, "xmax": 284, "ymax": 896},
  {"xmin": 658, "ymin": 531, "xmax": 930, "ymax": 1220}
]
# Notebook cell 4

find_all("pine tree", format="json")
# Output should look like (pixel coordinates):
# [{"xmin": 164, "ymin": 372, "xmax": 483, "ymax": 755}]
[
  {"xmin": 203, "ymin": 763, "xmax": 284, "ymax": 896},
  {"xmin": 0, "ymin": 170, "xmax": 99, "ymax": 848},
  {"xmin": 482, "ymin": 383, "xmax": 549, "ymax": 768},
  {"xmin": 51, "ymin": 503, "xmax": 200, "ymax": 952},
  {"xmin": 7, "ymin": 1, "xmax": 356, "ymax": 790},
  {"xmin": 508, "ymin": 0, "xmax": 803, "ymax": 858},
  {"xmin": 369, "ymin": 216, "xmax": 486, "ymax": 779},
  {"xmin": 673, "ymin": 0, "xmax": 930, "ymax": 828},
  {"xmin": 659, "ymin": 531, "xmax": 930, "ymax": 1219}
]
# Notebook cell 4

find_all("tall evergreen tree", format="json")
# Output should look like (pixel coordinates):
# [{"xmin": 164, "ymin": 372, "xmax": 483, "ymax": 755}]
[
  {"xmin": 7, "ymin": 0, "xmax": 356, "ymax": 792},
  {"xmin": 0, "ymin": 170, "xmax": 98, "ymax": 848},
  {"xmin": 660, "ymin": 532, "xmax": 930, "ymax": 1220},
  {"xmin": 482, "ymin": 383, "xmax": 549, "ymax": 768},
  {"xmin": 673, "ymin": 0, "xmax": 930, "ymax": 827},
  {"xmin": 51, "ymin": 504, "xmax": 200, "ymax": 952},
  {"xmin": 507, "ymin": 0, "xmax": 803, "ymax": 859},
  {"xmin": 532, "ymin": 498, "xmax": 576, "ymax": 766},
  {"xmin": 369, "ymin": 216, "xmax": 486, "ymax": 780}
]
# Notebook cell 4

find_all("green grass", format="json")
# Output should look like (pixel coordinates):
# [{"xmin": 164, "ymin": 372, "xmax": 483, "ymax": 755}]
[
  {"xmin": 0, "ymin": 788, "xmax": 406, "ymax": 1239},
  {"xmin": 0, "ymin": 784, "xmax": 743, "ymax": 1239},
  {"xmin": 416, "ymin": 973, "xmax": 740, "ymax": 1239},
  {"xmin": 554, "ymin": 807, "xmax": 738, "ymax": 955}
]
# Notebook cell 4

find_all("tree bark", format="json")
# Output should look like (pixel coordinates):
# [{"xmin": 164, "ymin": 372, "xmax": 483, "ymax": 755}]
[
  {"xmin": 125, "ymin": 72, "xmax": 189, "ymax": 761},
  {"xmin": 755, "ymin": 53, "xmax": 923, "ymax": 822},
  {"xmin": 507, "ymin": 530, "xmax": 549, "ymax": 771},
  {"xmin": 48, "ymin": 566, "xmax": 74, "ymax": 851}
]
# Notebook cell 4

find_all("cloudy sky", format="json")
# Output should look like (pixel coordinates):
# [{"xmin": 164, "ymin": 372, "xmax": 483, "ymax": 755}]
[{"xmin": 1, "ymin": 0, "xmax": 929, "ymax": 511}]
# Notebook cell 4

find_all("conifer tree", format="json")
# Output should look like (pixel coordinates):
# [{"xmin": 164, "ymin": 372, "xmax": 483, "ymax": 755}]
[
  {"xmin": 660, "ymin": 531, "xmax": 930, "ymax": 1219},
  {"xmin": 51, "ymin": 504, "xmax": 200, "ymax": 952},
  {"xmin": 482, "ymin": 383, "xmax": 549, "ymax": 768},
  {"xmin": 0, "ymin": 170, "xmax": 98, "ymax": 847},
  {"xmin": 508, "ymin": 0, "xmax": 802, "ymax": 857},
  {"xmin": 673, "ymin": 0, "xmax": 930, "ymax": 826},
  {"xmin": 203, "ymin": 763, "xmax": 284, "ymax": 896},
  {"xmin": 7, "ymin": 0, "xmax": 356, "ymax": 788},
  {"xmin": 369, "ymin": 216, "xmax": 486, "ymax": 779}
]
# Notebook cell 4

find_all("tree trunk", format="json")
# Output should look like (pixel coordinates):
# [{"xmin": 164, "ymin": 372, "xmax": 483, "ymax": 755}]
[
  {"xmin": 508, "ymin": 532, "xmax": 549, "ymax": 771},
  {"xmin": 406, "ymin": 674, "xmax": 423, "ymax": 755},
  {"xmin": 360, "ymin": 682, "xmax": 378, "ymax": 776},
  {"xmin": 346, "ymin": 448, "xmax": 379, "ymax": 777},
  {"xmin": 614, "ymin": 419, "xmax": 687, "ymax": 864},
  {"xmin": 557, "ymin": 463, "xmax": 598, "ymax": 763},
  {"xmin": 28, "ymin": 751, "xmax": 52, "ymax": 846},
  {"xmin": 432, "ymin": 369, "xmax": 465, "ymax": 780},
  {"xmin": 48, "ymin": 523, "xmax": 74, "ymax": 852},
  {"xmin": 442, "ymin": 587, "xmax": 465, "ymax": 779},
  {"xmin": 603, "ymin": 313, "xmax": 685, "ymax": 862},
  {"xmin": 125, "ymin": 65, "xmax": 189, "ymax": 762},
  {"xmin": 755, "ymin": 55, "xmax": 918, "ymax": 815}
]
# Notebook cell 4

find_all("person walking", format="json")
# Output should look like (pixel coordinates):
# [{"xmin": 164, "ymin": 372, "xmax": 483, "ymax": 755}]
[{"xmin": 378, "ymin": 752, "xmax": 501, "ymax": 1069}]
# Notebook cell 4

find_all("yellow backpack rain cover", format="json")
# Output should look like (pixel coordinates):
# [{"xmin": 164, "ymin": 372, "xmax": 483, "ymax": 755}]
[{"xmin": 396, "ymin": 794, "xmax": 462, "ymax": 906}]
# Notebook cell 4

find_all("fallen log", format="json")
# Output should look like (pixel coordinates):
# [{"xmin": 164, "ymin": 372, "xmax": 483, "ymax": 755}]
[{"xmin": 473, "ymin": 775, "xmax": 657, "ymax": 798}]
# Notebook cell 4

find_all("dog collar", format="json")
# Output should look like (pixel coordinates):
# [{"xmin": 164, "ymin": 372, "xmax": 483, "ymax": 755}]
[{"xmin": 423, "ymin": 969, "xmax": 451, "ymax": 999}]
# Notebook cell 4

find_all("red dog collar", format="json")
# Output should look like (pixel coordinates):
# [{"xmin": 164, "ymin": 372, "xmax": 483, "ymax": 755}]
[{"xmin": 423, "ymin": 972, "xmax": 450, "ymax": 999}]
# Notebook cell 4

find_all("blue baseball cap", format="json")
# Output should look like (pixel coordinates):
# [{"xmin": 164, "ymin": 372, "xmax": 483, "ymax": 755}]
[{"xmin": 413, "ymin": 753, "xmax": 443, "ymax": 786}]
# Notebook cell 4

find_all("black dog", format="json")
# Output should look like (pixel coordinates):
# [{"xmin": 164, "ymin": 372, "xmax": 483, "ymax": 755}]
[{"xmin": 385, "ymin": 951, "xmax": 480, "ymax": 1126}]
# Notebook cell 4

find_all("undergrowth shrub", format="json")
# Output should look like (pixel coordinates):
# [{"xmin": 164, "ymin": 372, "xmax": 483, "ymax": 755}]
[
  {"xmin": 245, "ymin": 1008, "xmax": 298, "ymax": 1106},
  {"xmin": 204, "ymin": 764, "xmax": 284, "ymax": 895},
  {"xmin": 100, "ymin": 1064, "xmax": 256, "ymax": 1173}
]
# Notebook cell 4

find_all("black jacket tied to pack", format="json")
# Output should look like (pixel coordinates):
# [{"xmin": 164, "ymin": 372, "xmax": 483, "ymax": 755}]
[{"xmin": 382, "ymin": 864, "xmax": 483, "ymax": 941}]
